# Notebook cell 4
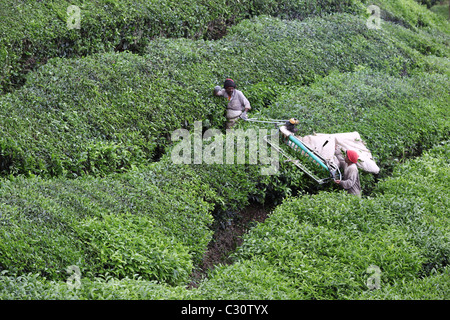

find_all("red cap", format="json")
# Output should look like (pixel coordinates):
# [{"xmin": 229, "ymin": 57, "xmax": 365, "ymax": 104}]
[{"xmin": 346, "ymin": 150, "xmax": 359, "ymax": 164}]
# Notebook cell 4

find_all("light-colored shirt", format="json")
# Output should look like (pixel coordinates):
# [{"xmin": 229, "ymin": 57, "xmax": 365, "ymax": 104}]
[
  {"xmin": 336, "ymin": 153, "xmax": 361, "ymax": 196},
  {"xmin": 216, "ymin": 89, "xmax": 251, "ymax": 112}
]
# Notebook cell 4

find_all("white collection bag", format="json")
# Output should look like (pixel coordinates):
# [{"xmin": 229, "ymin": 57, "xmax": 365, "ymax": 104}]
[{"xmin": 297, "ymin": 132, "xmax": 380, "ymax": 174}]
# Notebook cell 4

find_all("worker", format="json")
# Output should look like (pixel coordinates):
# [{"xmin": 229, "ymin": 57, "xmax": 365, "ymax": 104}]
[
  {"xmin": 213, "ymin": 78, "xmax": 251, "ymax": 129},
  {"xmin": 334, "ymin": 149, "xmax": 361, "ymax": 197}
]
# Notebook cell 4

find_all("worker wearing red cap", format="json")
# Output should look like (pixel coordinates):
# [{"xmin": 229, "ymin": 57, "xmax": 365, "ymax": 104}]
[
  {"xmin": 213, "ymin": 78, "xmax": 251, "ymax": 129},
  {"xmin": 334, "ymin": 149, "xmax": 361, "ymax": 197}
]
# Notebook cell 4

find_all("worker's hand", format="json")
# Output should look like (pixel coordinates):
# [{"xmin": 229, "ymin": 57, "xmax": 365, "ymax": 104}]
[
  {"xmin": 213, "ymin": 86, "xmax": 221, "ymax": 96},
  {"xmin": 334, "ymin": 180, "xmax": 341, "ymax": 184}
]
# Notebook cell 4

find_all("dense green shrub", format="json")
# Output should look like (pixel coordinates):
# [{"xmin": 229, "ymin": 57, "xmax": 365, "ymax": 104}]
[
  {"xmin": 191, "ymin": 258, "xmax": 302, "ymax": 299},
  {"xmin": 0, "ymin": 88, "xmax": 448, "ymax": 302},
  {"xmin": 1, "ymin": 13, "xmax": 442, "ymax": 179},
  {"xmin": 0, "ymin": 52, "xmax": 161, "ymax": 178},
  {"xmin": 259, "ymin": 68, "xmax": 450, "ymax": 179},
  {"xmin": 0, "ymin": 0, "xmax": 448, "ymax": 301},
  {"xmin": 74, "ymin": 213, "xmax": 194, "ymax": 285},
  {"xmin": 366, "ymin": 0, "xmax": 450, "ymax": 30},
  {"xmin": 0, "ymin": 149, "xmax": 279, "ymax": 283},
  {"xmin": 352, "ymin": 266, "xmax": 450, "ymax": 299},
  {"xmin": 229, "ymin": 201, "xmax": 425, "ymax": 298},
  {"xmin": 430, "ymin": 2, "xmax": 450, "ymax": 20},
  {"xmin": 0, "ymin": 158, "xmax": 215, "ymax": 281},
  {"xmin": 3, "ymin": 0, "xmax": 448, "ymax": 94},
  {"xmin": 374, "ymin": 141, "xmax": 450, "ymax": 273},
  {"xmin": 382, "ymin": 22, "xmax": 449, "ymax": 58},
  {"xmin": 1, "ymin": 264, "xmax": 448, "ymax": 300},
  {"xmin": 193, "ymin": 142, "xmax": 449, "ymax": 299},
  {"xmin": 0, "ymin": 0, "xmax": 364, "ymax": 93},
  {"xmin": 414, "ymin": 0, "xmax": 440, "ymax": 9},
  {"xmin": 0, "ymin": 271, "xmax": 194, "ymax": 299}
]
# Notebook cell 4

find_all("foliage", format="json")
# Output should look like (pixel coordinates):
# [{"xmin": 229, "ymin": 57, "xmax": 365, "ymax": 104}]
[
  {"xmin": 195, "ymin": 142, "xmax": 449, "ymax": 299},
  {"xmin": 415, "ymin": 0, "xmax": 441, "ymax": 9},
  {"xmin": 0, "ymin": 271, "xmax": 194, "ymax": 299},
  {"xmin": 260, "ymin": 68, "xmax": 450, "ymax": 179},
  {"xmin": 430, "ymin": 2, "xmax": 450, "ymax": 20},
  {"xmin": 1, "ymin": 12, "xmax": 445, "ymax": 179},
  {"xmin": 191, "ymin": 258, "xmax": 302, "ymax": 299},
  {"xmin": 0, "ymin": 0, "xmax": 448, "ymax": 300},
  {"xmin": 1, "ymin": 142, "xmax": 447, "ymax": 299},
  {"xmin": 374, "ymin": 140, "xmax": 450, "ymax": 273},
  {"xmin": 74, "ymin": 213, "xmax": 194, "ymax": 285},
  {"xmin": 365, "ymin": 0, "xmax": 450, "ymax": 30},
  {"xmin": 0, "ymin": 159, "xmax": 215, "ymax": 281},
  {"xmin": 352, "ymin": 267, "xmax": 450, "ymax": 299},
  {"xmin": 0, "ymin": 0, "xmax": 364, "ymax": 93}
]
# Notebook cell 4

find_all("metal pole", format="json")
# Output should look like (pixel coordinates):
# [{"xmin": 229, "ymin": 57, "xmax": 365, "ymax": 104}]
[{"xmin": 288, "ymin": 135, "xmax": 329, "ymax": 172}]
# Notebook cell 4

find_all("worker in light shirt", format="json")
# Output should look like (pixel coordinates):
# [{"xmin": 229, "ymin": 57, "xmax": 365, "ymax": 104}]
[
  {"xmin": 213, "ymin": 78, "xmax": 251, "ymax": 129},
  {"xmin": 334, "ymin": 149, "xmax": 361, "ymax": 197}
]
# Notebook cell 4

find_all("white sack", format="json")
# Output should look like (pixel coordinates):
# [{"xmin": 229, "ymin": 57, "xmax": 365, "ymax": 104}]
[{"xmin": 297, "ymin": 132, "xmax": 380, "ymax": 174}]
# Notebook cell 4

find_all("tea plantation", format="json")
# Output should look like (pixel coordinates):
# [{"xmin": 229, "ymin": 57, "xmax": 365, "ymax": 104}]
[{"xmin": 0, "ymin": 0, "xmax": 449, "ymax": 301}]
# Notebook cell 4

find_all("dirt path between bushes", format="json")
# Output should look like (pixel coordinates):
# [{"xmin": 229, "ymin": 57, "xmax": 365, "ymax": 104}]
[{"xmin": 188, "ymin": 203, "xmax": 272, "ymax": 289}]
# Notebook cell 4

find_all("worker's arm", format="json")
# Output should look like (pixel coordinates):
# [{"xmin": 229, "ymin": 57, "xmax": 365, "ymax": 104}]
[
  {"xmin": 239, "ymin": 91, "xmax": 251, "ymax": 112},
  {"xmin": 338, "ymin": 165, "xmax": 358, "ymax": 190},
  {"xmin": 214, "ymin": 86, "xmax": 225, "ymax": 97}
]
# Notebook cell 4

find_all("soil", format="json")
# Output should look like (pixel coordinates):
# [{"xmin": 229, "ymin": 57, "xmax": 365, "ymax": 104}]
[{"xmin": 187, "ymin": 203, "xmax": 272, "ymax": 289}]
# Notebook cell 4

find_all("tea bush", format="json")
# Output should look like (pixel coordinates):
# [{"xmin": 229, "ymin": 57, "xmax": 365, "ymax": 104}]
[
  {"xmin": 1, "ymin": 265, "xmax": 448, "ymax": 299},
  {"xmin": 0, "ymin": 0, "xmax": 448, "ymax": 300},
  {"xmin": 227, "ymin": 204, "xmax": 425, "ymax": 298},
  {"xmin": 190, "ymin": 258, "xmax": 303, "ymax": 299},
  {"xmin": 1, "ymin": 13, "xmax": 442, "ymax": 179},
  {"xmin": 0, "ymin": 158, "xmax": 215, "ymax": 283},
  {"xmin": 414, "ymin": 0, "xmax": 440, "ymax": 9},
  {"xmin": 0, "ymin": 271, "xmax": 195, "ymax": 299},
  {"xmin": 0, "ymin": 0, "xmax": 364, "ymax": 93},
  {"xmin": 352, "ymin": 267, "xmax": 450, "ymax": 299},
  {"xmin": 3, "ymin": 0, "xmax": 447, "ymax": 95},
  {"xmin": 193, "ymin": 142, "xmax": 449, "ymax": 299},
  {"xmin": 367, "ymin": 0, "xmax": 450, "ymax": 30},
  {"xmin": 374, "ymin": 140, "xmax": 450, "ymax": 273},
  {"xmin": 0, "ymin": 52, "xmax": 155, "ymax": 178},
  {"xmin": 74, "ymin": 213, "xmax": 194, "ymax": 285},
  {"xmin": 430, "ymin": 2, "xmax": 450, "ymax": 21},
  {"xmin": 0, "ymin": 149, "xmax": 282, "ymax": 284},
  {"xmin": 259, "ymin": 68, "xmax": 450, "ymax": 179}
]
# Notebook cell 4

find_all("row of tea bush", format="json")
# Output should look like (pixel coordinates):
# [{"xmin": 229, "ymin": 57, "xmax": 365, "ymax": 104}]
[
  {"xmin": 0, "ymin": 0, "xmax": 364, "ymax": 93},
  {"xmin": 195, "ymin": 140, "xmax": 449, "ymax": 299},
  {"xmin": 0, "ymin": 12, "xmax": 448, "ymax": 283},
  {"xmin": 0, "ymin": 158, "xmax": 217, "ymax": 284},
  {"xmin": 0, "ymin": 0, "xmax": 448, "ymax": 299},
  {"xmin": 0, "ymin": 63, "xmax": 448, "ymax": 290},
  {"xmin": 1, "ymin": 140, "xmax": 447, "ymax": 299},
  {"xmin": 1, "ymin": 12, "xmax": 448, "ymax": 179}
]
